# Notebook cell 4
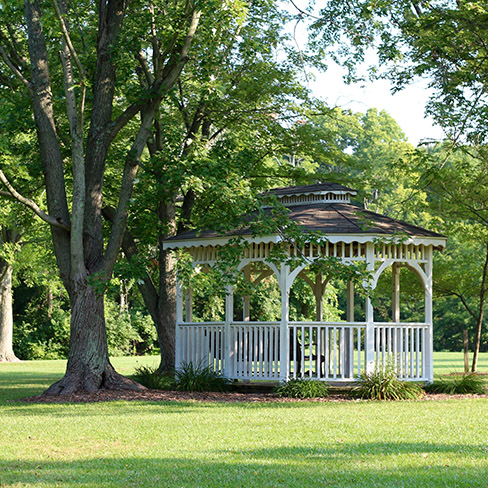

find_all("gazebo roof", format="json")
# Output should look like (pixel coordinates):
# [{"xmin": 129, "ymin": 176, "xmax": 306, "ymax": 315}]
[{"xmin": 164, "ymin": 183, "xmax": 446, "ymax": 249}]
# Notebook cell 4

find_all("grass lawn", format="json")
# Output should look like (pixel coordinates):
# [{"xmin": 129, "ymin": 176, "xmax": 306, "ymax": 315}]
[{"xmin": 1, "ymin": 353, "xmax": 487, "ymax": 488}]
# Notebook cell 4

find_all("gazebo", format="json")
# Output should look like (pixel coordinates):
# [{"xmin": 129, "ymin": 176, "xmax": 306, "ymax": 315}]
[{"xmin": 163, "ymin": 183, "xmax": 446, "ymax": 383}]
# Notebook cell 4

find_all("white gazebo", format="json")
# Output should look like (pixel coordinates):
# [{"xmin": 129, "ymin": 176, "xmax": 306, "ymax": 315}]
[{"xmin": 163, "ymin": 183, "xmax": 446, "ymax": 383}]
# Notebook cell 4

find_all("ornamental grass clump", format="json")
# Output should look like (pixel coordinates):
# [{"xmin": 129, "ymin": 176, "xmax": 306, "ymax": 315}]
[
  {"xmin": 132, "ymin": 365, "xmax": 176, "ymax": 390},
  {"xmin": 425, "ymin": 373, "xmax": 486, "ymax": 395},
  {"xmin": 354, "ymin": 364, "xmax": 423, "ymax": 401},
  {"xmin": 275, "ymin": 379, "xmax": 329, "ymax": 399},
  {"xmin": 176, "ymin": 362, "xmax": 231, "ymax": 392}
]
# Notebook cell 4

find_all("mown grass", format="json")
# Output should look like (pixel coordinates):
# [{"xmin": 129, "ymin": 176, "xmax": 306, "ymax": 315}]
[{"xmin": 0, "ymin": 353, "xmax": 487, "ymax": 488}]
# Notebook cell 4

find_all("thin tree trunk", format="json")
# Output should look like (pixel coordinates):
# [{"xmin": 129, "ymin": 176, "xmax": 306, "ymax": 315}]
[
  {"xmin": 44, "ymin": 280, "xmax": 144, "ymax": 395},
  {"xmin": 471, "ymin": 243, "xmax": 488, "ymax": 372},
  {"xmin": 0, "ymin": 265, "xmax": 19, "ymax": 362},
  {"xmin": 463, "ymin": 329, "xmax": 469, "ymax": 373}
]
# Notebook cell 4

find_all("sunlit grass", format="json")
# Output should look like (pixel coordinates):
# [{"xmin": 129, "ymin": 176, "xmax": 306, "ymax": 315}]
[{"xmin": 0, "ymin": 353, "xmax": 487, "ymax": 487}]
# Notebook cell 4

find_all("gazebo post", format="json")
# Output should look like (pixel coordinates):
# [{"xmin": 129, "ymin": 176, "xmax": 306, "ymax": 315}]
[
  {"xmin": 185, "ymin": 287, "xmax": 193, "ymax": 323},
  {"xmin": 224, "ymin": 284, "xmax": 234, "ymax": 378},
  {"xmin": 279, "ymin": 264, "xmax": 290, "ymax": 383},
  {"xmin": 347, "ymin": 281, "xmax": 354, "ymax": 322},
  {"xmin": 365, "ymin": 242, "xmax": 375, "ymax": 374},
  {"xmin": 345, "ymin": 280, "xmax": 354, "ymax": 377},
  {"xmin": 392, "ymin": 263, "xmax": 401, "ymax": 322},
  {"xmin": 175, "ymin": 279, "xmax": 184, "ymax": 371},
  {"xmin": 424, "ymin": 245, "xmax": 434, "ymax": 382},
  {"xmin": 243, "ymin": 266, "xmax": 251, "ymax": 322}
]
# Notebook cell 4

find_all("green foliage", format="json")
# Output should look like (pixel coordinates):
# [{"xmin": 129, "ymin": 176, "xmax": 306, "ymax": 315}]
[
  {"xmin": 176, "ymin": 362, "xmax": 231, "ymax": 392},
  {"xmin": 132, "ymin": 365, "xmax": 177, "ymax": 390},
  {"xmin": 425, "ymin": 374, "xmax": 486, "ymax": 395},
  {"xmin": 105, "ymin": 301, "xmax": 158, "ymax": 357},
  {"xmin": 13, "ymin": 277, "xmax": 157, "ymax": 360},
  {"xmin": 354, "ymin": 364, "xmax": 424, "ymax": 401},
  {"xmin": 13, "ymin": 302, "xmax": 70, "ymax": 360},
  {"xmin": 275, "ymin": 379, "xmax": 329, "ymax": 399}
]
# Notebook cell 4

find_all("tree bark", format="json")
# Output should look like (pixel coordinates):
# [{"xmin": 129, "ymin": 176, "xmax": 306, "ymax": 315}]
[
  {"xmin": 463, "ymin": 328, "xmax": 469, "ymax": 373},
  {"xmin": 157, "ymin": 246, "xmax": 176, "ymax": 371},
  {"xmin": 0, "ymin": 265, "xmax": 19, "ymax": 362},
  {"xmin": 44, "ymin": 279, "xmax": 144, "ymax": 395}
]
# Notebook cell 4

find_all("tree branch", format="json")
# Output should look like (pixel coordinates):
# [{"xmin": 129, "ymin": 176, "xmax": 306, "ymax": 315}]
[
  {"xmin": 101, "ymin": 101, "xmax": 161, "ymax": 278},
  {"xmin": 0, "ymin": 170, "xmax": 70, "ymax": 231},
  {"xmin": 0, "ymin": 45, "xmax": 31, "ymax": 92},
  {"xmin": 58, "ymin": 0, "xmax": 86, "ymax": 277},
  {"xmin": 52, "ymin": 0, "xmax": 86, "ymax": 79}
]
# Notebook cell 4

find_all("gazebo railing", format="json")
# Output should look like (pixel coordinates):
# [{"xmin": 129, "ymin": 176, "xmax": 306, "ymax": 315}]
[
  {"xmin": 176, "ymin": 322, "xmax": 226, "ymax": 376},
  {"xmin": 373, "ymin": 323, "xmax": 428, "ymax": 380},
  {"xmin": 288, "ymin": 322, "xmax": 366, "ymax": 381},
  {"xmin": 230, "ymin": 322, "xmax": 281, "ymax": 380},
  {"xmin": 175, "ymin": 321, "xmax": 430, "ymax": 382}
]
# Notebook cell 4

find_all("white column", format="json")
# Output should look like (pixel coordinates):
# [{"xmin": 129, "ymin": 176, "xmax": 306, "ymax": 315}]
[
  {"xmin": 392, "ymin": 262, "xmax": 400, "ymax": 322},
  {"xmin": 279, "ymin": 264, "xmax": 290, "ymax": 383},
  {"xmin": 345, "ymin": 280, "xmax": 354, "ymax": 377},
  {"xmin": 243, "ymin": 266, "xmax": 251, "ymax": 321},
  {"xmin": 347, "ymin": 280, "xmax": 355, "ymax": 322},
  {"xmin": 175, "ymin": 278, "xmax": 184, "ymax": 370},
  {"xmin": 185, "ymin": 287, "xmax": 193, "ymax": 323},
  {"xmin": 224, "ymin": 285, "xmax": 234, "ymax": 378},
  {"xmin": 424, "ymin": 245, "xmax": 434, "ymax": 382},
  {"xmin": 365, "ymin": 242, "xmax": 375, "ymax": 374}
]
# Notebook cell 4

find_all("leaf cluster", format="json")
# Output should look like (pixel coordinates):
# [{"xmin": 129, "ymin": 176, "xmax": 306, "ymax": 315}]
[
  {"xmin": 353, "ymin": 363, "xmax": 424, "ymax": 401},
  {"xmin": 275, "ymin": 379, "xmax": 329, "ymax": 398},
  {"xmin": 425, "ymin": 373, "xmax": 486, "ymax": 395}
]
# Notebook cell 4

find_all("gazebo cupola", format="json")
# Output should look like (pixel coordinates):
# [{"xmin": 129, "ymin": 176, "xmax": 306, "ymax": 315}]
[
  {"xmin": 164, "ymin": 182, "xmax": 446, "ymax": 384},
  {"xmin": 269, "ymin": 182, "xmax": 357, "ymax": 206}
]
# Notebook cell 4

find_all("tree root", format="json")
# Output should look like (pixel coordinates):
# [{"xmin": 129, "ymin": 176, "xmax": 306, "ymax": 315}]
[
  {"xmin": 0, "ymin": 352, "xmax": 21, "ymax": 362},
  {"xmin": 42, "ymin": 361, "xmax": 146, "ymax": 396}
]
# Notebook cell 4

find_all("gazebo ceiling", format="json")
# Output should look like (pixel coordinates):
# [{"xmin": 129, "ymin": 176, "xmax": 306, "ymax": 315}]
[{"xmin": 164, "ymin": 183, "xmax": 446, "ymax": 249}]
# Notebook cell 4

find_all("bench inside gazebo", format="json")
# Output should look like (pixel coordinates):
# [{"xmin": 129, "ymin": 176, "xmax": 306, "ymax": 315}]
[{"xmin": 163, "ymin": 183, "xmax": 446, "ymax": 384}]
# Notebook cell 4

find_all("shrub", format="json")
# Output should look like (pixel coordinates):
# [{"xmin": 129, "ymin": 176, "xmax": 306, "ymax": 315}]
[
  {"xmin": 425, "ymin": 373, "xmax": 486, "ymax": 395},
  {"xmin": 133, "ymin": 365, "xmax": 176, "ymax": 390},
  {"xmin": 275, "ymin": 379, "xmax": 329, "ymax": 399},
  {"xmin": 176, "ymin": 362, "xmax": 231, "ymax": 392},
  {"xmin": 354, "ymin": 364, "xmax": 423, "ymax": 401}
]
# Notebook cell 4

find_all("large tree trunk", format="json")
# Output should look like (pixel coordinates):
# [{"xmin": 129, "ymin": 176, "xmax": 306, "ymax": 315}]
[
  {"xmin": 156, "ymin": 248, "xmax": 176, "ymax": 371},
  {"xmin": 44, "ymin": 280, "xmax": 144, "ymax": 395},
  {"xmin": 0, "ymin": 265, "xmax": 19, "ymax": 362}
]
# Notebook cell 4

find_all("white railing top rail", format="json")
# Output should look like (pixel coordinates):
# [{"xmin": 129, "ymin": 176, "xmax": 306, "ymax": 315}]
[
  {"xmin": 178, "ymin": 321, "xmax": 429, "ymax": 328},
  {"xmin": 288, "ymin": 321, "xmax": 367, "ymax": 327},
  {"xmin": 177, "ymin": 321, "xmax": 225, "ymax": 326},
  {"xmin": 231, "ymin": 321, "xmax": 281, "ymax": 326},
  {"xmin": 373, "ymin": 322, "xmax": 429, "ymax": 327}
]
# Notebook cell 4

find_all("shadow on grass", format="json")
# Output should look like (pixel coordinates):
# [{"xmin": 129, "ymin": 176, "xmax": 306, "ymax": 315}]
[
  {"xmin": 1, "ymin": 445, "xmax": 487, "ymax": 488},
  {"xmin": 0, "ymin": 371, "xmax": 64, "ymax": 400}
]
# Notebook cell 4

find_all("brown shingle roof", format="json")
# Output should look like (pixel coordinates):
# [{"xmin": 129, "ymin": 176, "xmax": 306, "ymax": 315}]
[{"xmin": 166, "ymin": 202, "xmax": 445, "ymax": 242}]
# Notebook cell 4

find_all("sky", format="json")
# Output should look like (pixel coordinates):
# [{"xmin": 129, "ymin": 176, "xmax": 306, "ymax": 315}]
[
  {"xmin": 284, "ymin": 2, "xmax": 446, "ymax": 147},
  {"xmin": 309, "ymin": 62, "xmax": 446, "ymax": 147}
]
